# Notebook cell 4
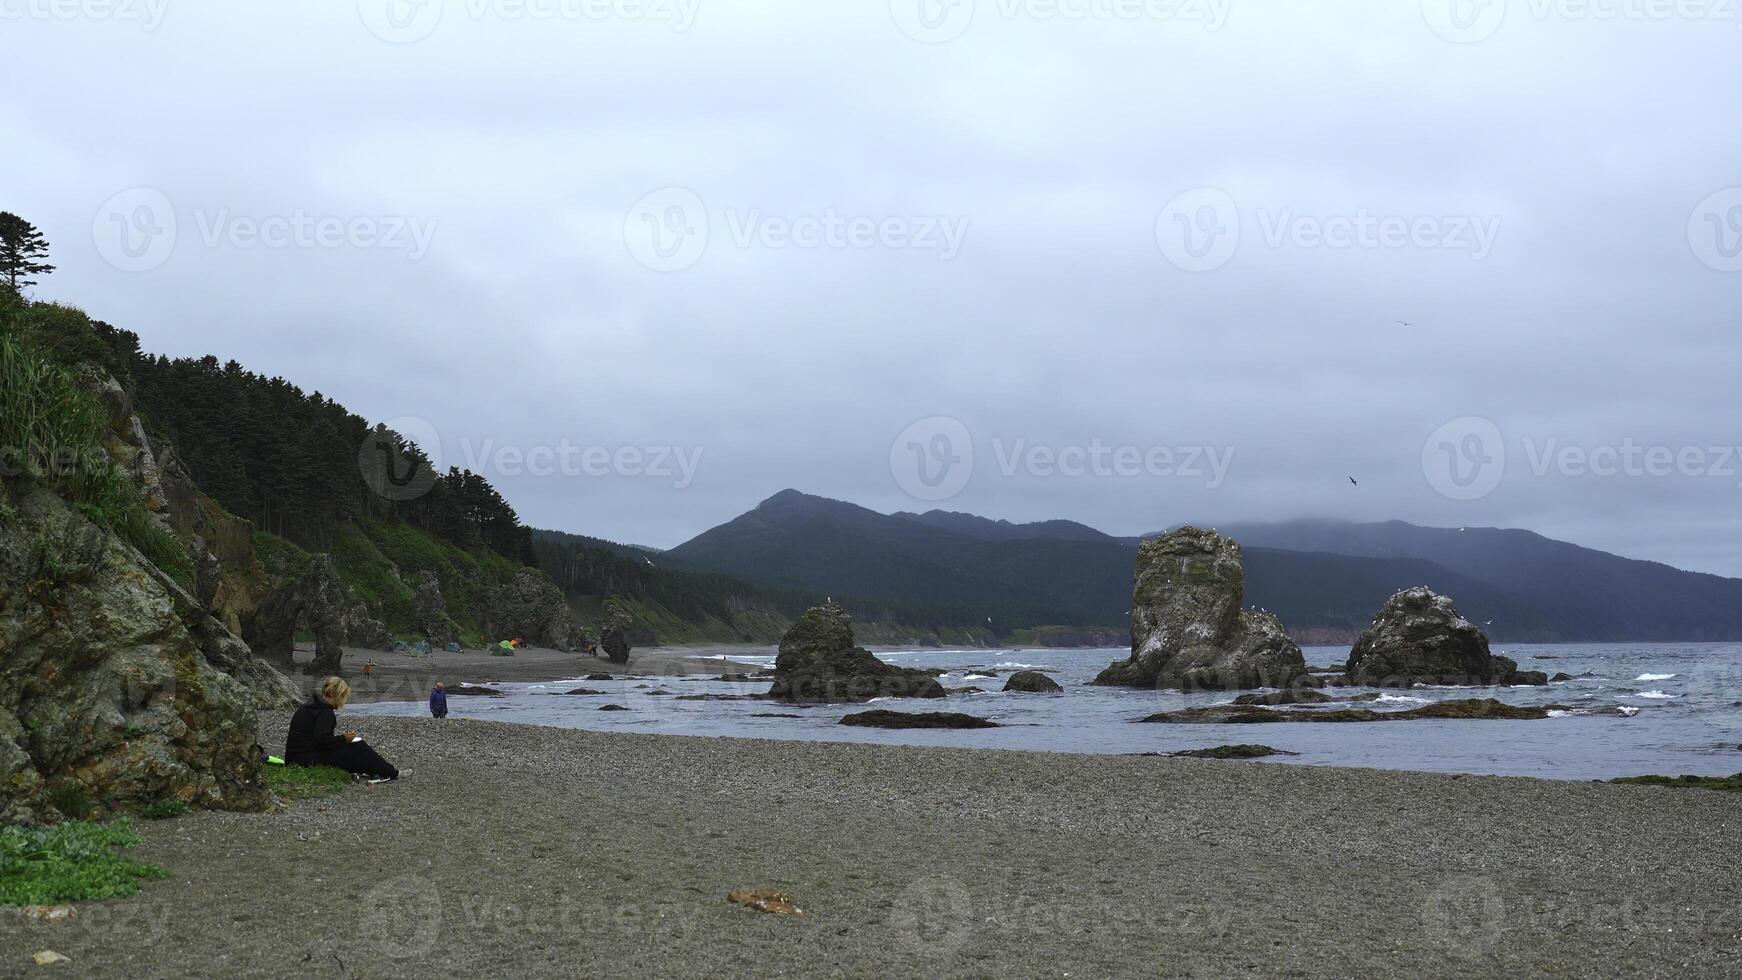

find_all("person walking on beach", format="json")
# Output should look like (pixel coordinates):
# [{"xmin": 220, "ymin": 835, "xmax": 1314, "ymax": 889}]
[
  {"xmin": 429, "ymin": 682, "xmax": 448, "ymax": 719},
  {"xmin": 285, "ymin": 677, "xmax": 400, "ymax": 782}
]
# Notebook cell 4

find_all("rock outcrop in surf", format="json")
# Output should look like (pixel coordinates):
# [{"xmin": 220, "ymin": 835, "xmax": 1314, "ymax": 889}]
[
  {"xmin": 768, "ymin": 601, "xmax": 946, "ymax": 703},
  {"xmin": 1346, "ymin": 587, "xmax": 1547, "ymax": 687},
  {"xmin": 1093, "ymin": 527, "xmax": 1311, "ymax": 691},
  {"xmin": 1004, "ymin": 670, "xmax": 1063, "ymax": 694}
]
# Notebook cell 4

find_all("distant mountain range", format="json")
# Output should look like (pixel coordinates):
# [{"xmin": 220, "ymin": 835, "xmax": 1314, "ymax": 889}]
[{"xmin": 659, "ymin": 490, "xmax": 1742, "ymax": 643}]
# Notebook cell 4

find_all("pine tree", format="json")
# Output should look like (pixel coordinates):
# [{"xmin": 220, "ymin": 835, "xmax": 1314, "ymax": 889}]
[{"xmin": 0, "ymin": 212, "xmax": 54, "ymax": 296}]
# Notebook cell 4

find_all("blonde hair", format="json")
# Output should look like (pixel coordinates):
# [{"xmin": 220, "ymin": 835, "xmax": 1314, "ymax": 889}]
[{"xmin": 320, "ymin": 676, "xmax": 352, "ymax": 709}]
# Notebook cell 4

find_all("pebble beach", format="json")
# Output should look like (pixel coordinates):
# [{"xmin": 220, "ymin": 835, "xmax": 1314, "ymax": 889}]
[{"xmin": 5, "ymin": 712, "xmax": 1739, "ymax": 978}]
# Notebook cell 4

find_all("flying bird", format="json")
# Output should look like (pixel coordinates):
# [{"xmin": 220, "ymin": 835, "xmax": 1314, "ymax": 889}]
[
  {"xmin": 1349, "ymin": 476, "xmax": 1358, "ymax": 486},
  {"xmin": 1396, "ymin": 320, "xmax": 1416, "ymax": 328}
]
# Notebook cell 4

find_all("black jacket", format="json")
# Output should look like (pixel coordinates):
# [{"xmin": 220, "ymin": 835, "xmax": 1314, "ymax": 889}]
[{"xmin": 285, "ymin": 696, "xmax": 346, "ymax": 761}]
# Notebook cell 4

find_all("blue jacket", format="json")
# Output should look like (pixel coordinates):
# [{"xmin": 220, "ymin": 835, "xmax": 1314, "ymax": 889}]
[{"xmin": 430, "ymin": 688, "xmax": 448, "ymax": 716}]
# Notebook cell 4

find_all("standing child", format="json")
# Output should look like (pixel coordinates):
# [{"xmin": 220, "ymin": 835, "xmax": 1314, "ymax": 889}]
[{"xmin": 429, "ymin": 682, "xmax": 448, "ymax": 719}]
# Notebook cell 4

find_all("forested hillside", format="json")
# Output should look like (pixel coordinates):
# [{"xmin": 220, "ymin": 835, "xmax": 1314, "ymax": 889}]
[
  {"xmin": 98, "ymin": 325, "xmax": 532, "ymax": 563},
  {"xmin": 4, "ymin": 298, "xmax": 561, "ymax": 647}
]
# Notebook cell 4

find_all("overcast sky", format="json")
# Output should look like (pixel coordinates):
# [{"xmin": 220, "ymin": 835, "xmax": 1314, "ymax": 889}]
[{"xmin": 5, "ymin": 0, "xmax": 1741, "ymax": 572}]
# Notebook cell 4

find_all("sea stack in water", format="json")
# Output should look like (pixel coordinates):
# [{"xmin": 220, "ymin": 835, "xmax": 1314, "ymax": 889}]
[
  {"xmin": 768, "ymin": 602, "xmax": 946, "ymax": 703},
  {"xmin": 1003, "ymin": 671, "xmax": 1063, "ymax": 694},
  {"xmin": 1346, "ymin": 587, "xmax": 1546, "ymax": 686},
  {"xmin": 1093, "ymin": 527, "xmax": 1310, "ymax": 691}
]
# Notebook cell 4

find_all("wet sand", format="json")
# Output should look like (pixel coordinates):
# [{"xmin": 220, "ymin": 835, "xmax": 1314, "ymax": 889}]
[{"xmin": 4, "ymin": 714, "xmax": 1738, "ymax": 978}]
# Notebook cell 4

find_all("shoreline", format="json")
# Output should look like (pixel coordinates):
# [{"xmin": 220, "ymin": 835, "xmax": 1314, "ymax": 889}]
[
  {"xmin": 299, "ymin": 642, "xmax": 1080, "ymax": 705},
  {"xmin": 288, "ymin": 642, "xmax": 781, "ymax": 704},
  {"xmin": 315, "ymin": 637, "xmax": 1688, "ymax": 708},
  {"xmin": 7, "ymin": 713, "xmax": 1738, "ymax": 977}
]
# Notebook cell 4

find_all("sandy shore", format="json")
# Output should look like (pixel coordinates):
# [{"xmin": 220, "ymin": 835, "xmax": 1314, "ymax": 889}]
[
  {"xmin": 289, "ymin": 643, "xmax": 775, "ymax": 704},
  {"xmin": 5, "ymin": 714, "xmax": 1739, "ymax": 978}
]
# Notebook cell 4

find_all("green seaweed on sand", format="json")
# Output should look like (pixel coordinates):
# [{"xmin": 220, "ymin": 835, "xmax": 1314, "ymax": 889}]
[
  {"xmin": 1611, "ymin": 773, "xmax": 1742, "ymax": 792},
  {"xmin": 0, "ymin": 819, "xmax": 168, "ymax": 906},
  {"xmin": 1173, "ymin": 744, "xmax": 1300, "ymax": 759},
  {"xmin": 264, "ymin": 765, "xmax": 352, "ymax": 800},
  {"xmin": 839, "ymin": 710, "xmax": 1000, "ymax": 730}
]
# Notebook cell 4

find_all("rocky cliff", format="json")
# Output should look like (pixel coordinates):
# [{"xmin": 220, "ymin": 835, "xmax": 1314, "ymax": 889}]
[
  {"xmin": 768, "ymin": 602, "xmax": 946, "ymax": 702},
  {"xmin": 1346, "ymin": 587, "xmax": 1547, "ymax": 686},
  {"xmin": 0, "ymin": 484, "xmax": 297, "ymax": 824},
  {"xmin": 1094, "ymin": 527, "xmax": 1311, "ymax": 691}
]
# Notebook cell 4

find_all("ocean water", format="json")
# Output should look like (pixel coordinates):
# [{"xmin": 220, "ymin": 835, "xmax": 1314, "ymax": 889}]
[{"xmin": 349, "ymin": 642, "xmax": 1742, "ymax": 780}]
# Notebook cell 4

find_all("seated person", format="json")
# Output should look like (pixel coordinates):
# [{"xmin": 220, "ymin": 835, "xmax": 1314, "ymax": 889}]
[{"xmin": 285, "ymin": 676, "xmax": 400, "ymax": 782}]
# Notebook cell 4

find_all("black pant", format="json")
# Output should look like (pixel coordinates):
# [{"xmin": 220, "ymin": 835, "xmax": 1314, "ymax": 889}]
[{"xmin": 291, "ymin": 741, "xmax": 398, "ymax": 779}]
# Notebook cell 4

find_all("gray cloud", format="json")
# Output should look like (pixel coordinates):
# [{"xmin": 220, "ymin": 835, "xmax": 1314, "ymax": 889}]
[{"xmin": 3, "ymin": 0, "xmax": 1739, "ymax": 570}]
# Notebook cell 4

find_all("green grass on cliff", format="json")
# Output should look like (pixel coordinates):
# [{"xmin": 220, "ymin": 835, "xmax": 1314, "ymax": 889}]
[
  {"xmin": 365, "ymin": 518, "xmax": 522, "ymax": 640},
  {"xmin": 261, "ymin": 519, "xmax": 524, "ymax": 648},
  {"xmin": 252, "ymin": 529, "xmax": 311, "ymax": 577},
  {"xmin": 0, "ymin": 306, "xmax": 194, "ymax": 591},
  {"xmin": 318, "ymin": 519, "xmax": 526, "ymax": 646},
  {"xmin": 0, "ymin": 819, "xmax": 168, "ymax": 906}
]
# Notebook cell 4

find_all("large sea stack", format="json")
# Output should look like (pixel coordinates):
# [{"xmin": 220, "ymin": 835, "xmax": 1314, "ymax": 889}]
[
  {"xmin": 1093, "ymin": 527, "xmax": 1310, "ymax": 691},
  {"xmin": 1346, "ymin": 587, "xmax": 1546, "ymax": 686},
  {"xmin": 768, "ymin": 602, "xmax": 945, "ymax": 703}
]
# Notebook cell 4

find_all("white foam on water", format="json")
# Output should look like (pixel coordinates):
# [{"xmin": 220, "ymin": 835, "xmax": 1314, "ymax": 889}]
[
  {"xmin": 1547, "ymin": 709, "xmax": 1571, "ymax": 718},
  {"xmin": 1632, "ymin": 690, "xmax": 1677, "ymax": 699},
  {"xmin": 1635, "ymin": 673, "xmax": 1677, "ymax": 681},
  {"xmin": 1373, "ymin": 694, "xmax": 1430, "ymax": 705}
]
